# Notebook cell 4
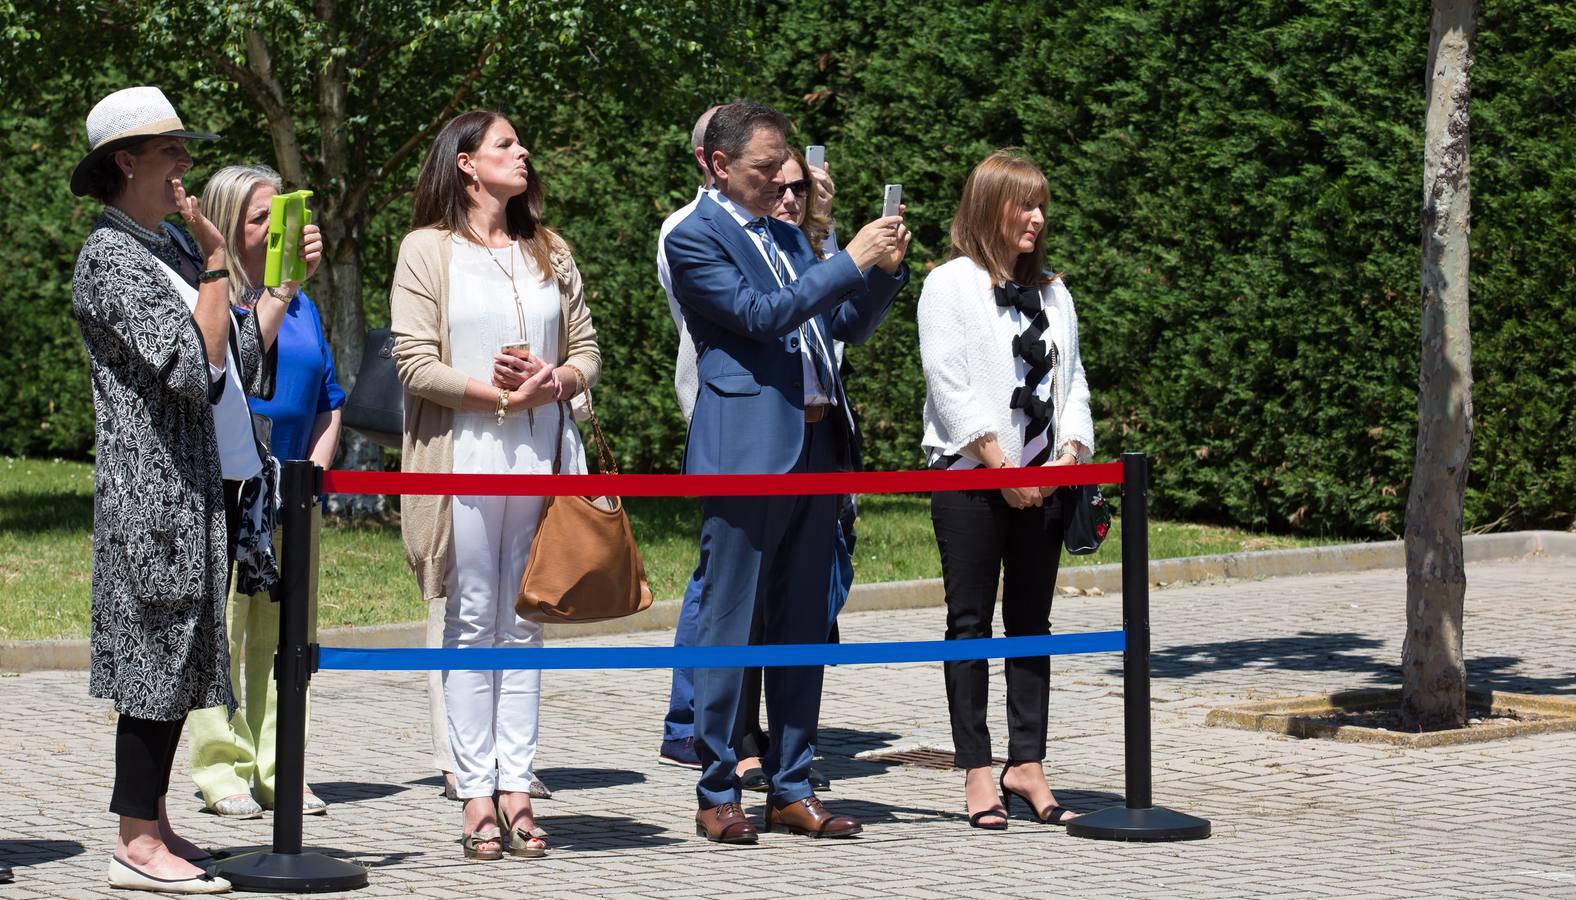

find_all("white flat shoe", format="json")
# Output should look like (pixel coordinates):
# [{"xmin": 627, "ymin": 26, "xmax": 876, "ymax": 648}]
[
  {"xmin": 302, "ymin": 791, "xmax": 329, "ymax": 815},
  {"xmin": 108, "ymin": 856, "xmax": 230, "ymax": 893},
  {"xmin": 207, "ymin": 795, "xmax": 263, "ymax": 819}
]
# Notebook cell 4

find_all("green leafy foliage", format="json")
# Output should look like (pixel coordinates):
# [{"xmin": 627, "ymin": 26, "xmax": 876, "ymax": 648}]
[{"xmin": 1, "ymin": 0, "xmax": 1571, "ymax": 536}]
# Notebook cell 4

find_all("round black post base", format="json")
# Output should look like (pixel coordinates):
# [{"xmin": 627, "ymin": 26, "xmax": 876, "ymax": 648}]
[
  {"xmin": 1066, "ymin": 805, "xmax": 1211, "ymax": 842},
  {"xmin": 214, "ymin": 851, "xmax": 368, "ymax": 893}
]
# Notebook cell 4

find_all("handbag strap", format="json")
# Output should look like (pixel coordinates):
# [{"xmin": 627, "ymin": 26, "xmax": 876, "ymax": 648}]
[
  {"xmin": 550, "ymin": 399, "xmax": 567, "ymax": 475},
  {"xmin": 570, "ymin": 366, "xmax": 617, "ymax": 475},
  {"xmin": 550, "ymin": 368, "xmax": 617, "ymax": 476}
]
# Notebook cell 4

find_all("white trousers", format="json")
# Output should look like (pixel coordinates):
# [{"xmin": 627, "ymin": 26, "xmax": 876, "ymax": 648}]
[{"xmin": 443, "ymin": 490, "xmax": 545, "ymax": 799}]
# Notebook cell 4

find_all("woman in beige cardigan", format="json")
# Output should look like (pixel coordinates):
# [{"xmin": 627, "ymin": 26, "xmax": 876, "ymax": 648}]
[{"xmin": 390, "ymin": 110, "xmax": 600, "ymax": 861}]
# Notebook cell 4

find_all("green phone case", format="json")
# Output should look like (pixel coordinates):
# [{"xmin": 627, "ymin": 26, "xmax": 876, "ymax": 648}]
[{"xmin": 264, "ymin": 190, "xmax": 313, "ymax": 288}]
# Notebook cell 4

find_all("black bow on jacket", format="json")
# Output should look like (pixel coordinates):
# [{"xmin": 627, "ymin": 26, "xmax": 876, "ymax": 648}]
[
  {"xmin": 1009, "ymin": 386, "xmax": 1053, "ymax": 422},
  {"xmin": 994, "ymin": 281, "xmax": 1042, "ymax": 316},
  {"xmin": 1011, "ymin": 332, "xmax": 1051, "ymax": 368}
]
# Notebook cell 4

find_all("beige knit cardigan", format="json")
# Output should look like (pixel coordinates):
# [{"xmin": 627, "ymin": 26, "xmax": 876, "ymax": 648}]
[{"xmin": 389, "ymin": 227, "xmax": 602, "ymax": 601}]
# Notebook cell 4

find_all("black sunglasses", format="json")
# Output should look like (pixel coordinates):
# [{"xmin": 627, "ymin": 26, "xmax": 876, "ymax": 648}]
[{"xmin": 775, "ymin": 179, "xmax": 811, "ymax": 199}]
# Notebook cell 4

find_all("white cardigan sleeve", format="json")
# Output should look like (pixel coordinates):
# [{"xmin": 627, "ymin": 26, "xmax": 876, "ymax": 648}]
[
  {"xmin": 918, "ymin": 266, "xmax": 998, "ymax": 453},
  {"xmin": 1052, "ymin": 280, "xmax": 1095, "ymax": 463}
]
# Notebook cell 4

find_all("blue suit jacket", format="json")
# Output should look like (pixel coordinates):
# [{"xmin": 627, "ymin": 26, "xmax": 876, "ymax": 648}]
[{"xmin": 665, "ymin": 194, "xmax": 906, "ymax": 474}]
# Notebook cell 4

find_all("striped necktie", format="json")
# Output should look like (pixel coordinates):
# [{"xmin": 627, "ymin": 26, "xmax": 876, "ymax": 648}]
[{"xmin": 747, "ymin": 218, "xmax": 835, "ymax": 400}]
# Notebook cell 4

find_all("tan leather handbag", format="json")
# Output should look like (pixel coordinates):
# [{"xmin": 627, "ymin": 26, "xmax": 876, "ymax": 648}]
[{"xmin": 516, "ymin": 396, "xmax": 653, "ymax": 624}]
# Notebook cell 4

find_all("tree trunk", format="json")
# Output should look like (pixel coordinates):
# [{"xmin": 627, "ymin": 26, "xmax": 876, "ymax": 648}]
[
  {"xmin": 1401, "ymin": 0, "xmax": 1475, "ymax": 732},
  {"xmin": 307, "ymin": 0, "xmax": 384, "ymax": 517},
  {"xmin": 313, "ymin": 204, "xmax": 387, "ymax": 517}
]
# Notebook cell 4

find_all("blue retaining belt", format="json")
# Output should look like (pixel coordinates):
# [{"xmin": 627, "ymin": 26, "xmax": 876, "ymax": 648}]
[{"xmin": 317, "ymin": 631, "xmax": 1126, "ymax": 671}]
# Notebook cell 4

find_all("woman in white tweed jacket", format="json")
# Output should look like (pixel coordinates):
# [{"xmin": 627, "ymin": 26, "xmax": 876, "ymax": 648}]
[{"xmin": 917, "ymin": 150, "xmax": 1093, "ymax": 831}]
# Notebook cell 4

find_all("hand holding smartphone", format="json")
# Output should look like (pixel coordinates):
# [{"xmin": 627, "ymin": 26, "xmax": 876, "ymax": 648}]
[{"xmin": 500, "ymin": 339, "xmax": 531, "ymax": 360}]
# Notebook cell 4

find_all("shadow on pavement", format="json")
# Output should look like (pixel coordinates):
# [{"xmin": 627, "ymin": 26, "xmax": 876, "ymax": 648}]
[
  {"xmin": 1129, "ymin": 632, "xmax": 1397, "ymax": 682},
  {"xmin": 536, "ymin": 767, "xmax": 648, "ymax": 791},
  {"xmin": 1118, "ymin": 632, "xmax": 1574, "ymax": 695},
  {"xmin": 1467, "ymin": 657, "xmax": 1576, "ymax": 695},
  {"xmin": 536, "ymin": 814, "xmax": 684, "ymax": 851},
  {"xmin": 814, "ymin": 753, "xmax": 902, "ymax": 785},
  {"xmin": 310, "ymin": 780, "xmax": 410, "ymax": 805},
  {"xmin": 215, "ymin": 845, "xmax": 420, "ymax": 869},
  {"xmin": 816, "ymin": 727, "xmax": 904, "ymax": 756},
  {"xmin": 0, "ymin": 839, "xmax": 86, "ymax": 866}
]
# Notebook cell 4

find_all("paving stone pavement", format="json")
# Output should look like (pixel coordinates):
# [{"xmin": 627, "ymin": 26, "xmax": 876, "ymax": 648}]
[{"xmin": 2, "ymin": 557, "xmax": 1574, "ymax": 898}]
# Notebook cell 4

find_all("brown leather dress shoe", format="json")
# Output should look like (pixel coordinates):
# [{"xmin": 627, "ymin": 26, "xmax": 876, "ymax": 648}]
[
  {"xmin": 765, "ymin": 795, "xmax": 862, "ymax": 838},
  {"xmin": 695, "ymin": 802, "xmax": 759, "ymax": 844}
]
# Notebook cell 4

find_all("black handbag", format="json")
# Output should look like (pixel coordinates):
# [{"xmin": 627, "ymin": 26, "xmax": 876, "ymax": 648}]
[
  {"xmin": 1062, "ymin": 483, "xmax": 1112, "ymax": 555},
  {"xmin": 341, "ymin": 327, "xmax": 404, "ymax": 448}
]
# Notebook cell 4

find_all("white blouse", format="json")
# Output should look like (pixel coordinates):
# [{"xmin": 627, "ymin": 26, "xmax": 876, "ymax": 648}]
[
  {"xmin": 156, "ymin": 259, "xmax": 261, "ymax": 481},
  {"xmin": 917, "ymin": 255, "xmax": 1094, "ymax": 467},
  {"xmin": 446, "ymin": 237, "xmax": 561, "ymax": 393}
]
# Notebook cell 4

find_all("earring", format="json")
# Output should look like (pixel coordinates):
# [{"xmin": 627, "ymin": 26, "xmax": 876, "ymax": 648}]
[
  {"xmin": 472, "ymin": 173, "xmax": 480, "ymax": 185},
  {"xmin": 125, "ymin": 171, "xmax": 134, "ymax": 180}
]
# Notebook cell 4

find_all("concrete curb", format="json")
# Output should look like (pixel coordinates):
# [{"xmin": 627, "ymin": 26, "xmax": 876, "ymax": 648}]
[{"xmin": 5, "ymin": 530, "xmax": 1570, "ymax": 673}]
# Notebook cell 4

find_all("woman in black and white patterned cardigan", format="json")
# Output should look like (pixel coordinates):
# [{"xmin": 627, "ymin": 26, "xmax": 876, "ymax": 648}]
[
  {"xmin": 918, "ymin": 150, "xmax": 1094, "ymax": 833},
  {"xmin": 68, "ymin": 87, "xmax": 316, "ymax": 894}
]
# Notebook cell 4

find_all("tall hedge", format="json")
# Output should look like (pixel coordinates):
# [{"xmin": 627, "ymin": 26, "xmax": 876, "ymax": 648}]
[
  {"xmin": 3, "ymin": 1, "xmax": 1572, "ymax": 536},
  {"xmin": 734, "ymin": 0, "xmax": 1574, "ymax": 535}
]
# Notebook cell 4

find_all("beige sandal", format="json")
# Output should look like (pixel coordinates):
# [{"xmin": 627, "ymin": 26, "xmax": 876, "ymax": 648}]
[
  {"xmin": 498, "ymin": 805, "xmax": 548, "ymax": 859},
  {"xmin": 461, "ymin": 827, "xmax": 503, "ymax": 861}
]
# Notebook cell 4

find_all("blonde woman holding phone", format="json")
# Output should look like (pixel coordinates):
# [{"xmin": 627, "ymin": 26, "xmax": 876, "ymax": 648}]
[
  {"xmin": 391, "ymin": 110, "xmax": 600, "ymax": 861},
  {"xmin": 185, "ymin": 163, "xmax": 340, "ymax": 821}
]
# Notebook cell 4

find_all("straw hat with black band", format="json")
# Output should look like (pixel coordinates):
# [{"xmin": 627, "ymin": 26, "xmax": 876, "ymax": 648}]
[{"xmin": 70, "ymin": 86, "xmax": 220, "ymax": 197}]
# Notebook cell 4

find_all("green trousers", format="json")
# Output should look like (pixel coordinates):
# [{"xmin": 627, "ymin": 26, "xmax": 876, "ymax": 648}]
[{"xmin": 187, "ymin": 584, "xmax": 313, "ymax": 807}]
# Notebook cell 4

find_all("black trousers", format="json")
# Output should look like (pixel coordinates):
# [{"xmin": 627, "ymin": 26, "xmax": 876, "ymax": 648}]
[
  {"xmin": 110, "ymin": 716, "xmax": 188, "ymax": 820},
  {"xmin": 931, "ymin": 488, "xmax": 1064, "ymax": 770},
  {"xmin": 110, "ymin": 478, "xmax": 244, "ymax": 820}
]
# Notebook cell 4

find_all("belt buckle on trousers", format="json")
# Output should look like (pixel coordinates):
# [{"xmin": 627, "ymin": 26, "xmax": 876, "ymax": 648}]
[{"xmin": 804, "ymin": 405, "xmax": 829, "ymax": 424}]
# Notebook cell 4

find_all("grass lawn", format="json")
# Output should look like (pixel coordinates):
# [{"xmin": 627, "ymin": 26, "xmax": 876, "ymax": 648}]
[{"xmin": 1, "ymin": 456, "xmax": 1346, "ymax": 642}]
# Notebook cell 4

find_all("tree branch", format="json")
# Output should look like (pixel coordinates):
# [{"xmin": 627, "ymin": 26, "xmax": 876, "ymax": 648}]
[
  {"xmin": 342, "ymin": 40, "xmax": 497, "ymax": 222},
  {"xmin": 236, "ymin": 29, "xmax": 307, "ymax": 187}
]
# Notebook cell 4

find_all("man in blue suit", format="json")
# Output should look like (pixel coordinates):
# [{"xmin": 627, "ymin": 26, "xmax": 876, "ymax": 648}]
[{"xmin": 664, "ymin": 101, "xmax": 910, "ymax": 844}]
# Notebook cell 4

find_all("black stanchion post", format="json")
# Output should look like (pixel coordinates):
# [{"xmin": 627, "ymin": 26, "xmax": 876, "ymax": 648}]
[
  {"xmin": 215, "ymin": 461, "xmax": 369, "ymax": 891},
  {"xmin": 1067, "ymin": 451, "xmax": 1211, "ymax": 842}
]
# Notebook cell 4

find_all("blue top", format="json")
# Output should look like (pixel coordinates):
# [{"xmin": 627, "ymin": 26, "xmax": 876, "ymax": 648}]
[{"xmin": 244, "ymin": 290, "xmax": 345, "ymax": 461}]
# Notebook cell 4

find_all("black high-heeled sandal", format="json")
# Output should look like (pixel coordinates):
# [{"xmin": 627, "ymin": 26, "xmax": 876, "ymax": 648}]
[
  {"xmin": 968, "ymin": 806, "xmax": 1010, "ymax": 830},
  {"xmin": 999, "ymin": 770, "xmax": 1078, "ymax": 825}
]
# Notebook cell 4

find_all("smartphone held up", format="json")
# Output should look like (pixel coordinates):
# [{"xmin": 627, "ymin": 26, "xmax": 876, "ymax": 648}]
[
  {"xmin": 882, "ymin": 184, "xmax": 902, "ymax": 219},
  {"xmin": 264, "ymin": 190, "xmax": 313, "ymax": 288}
]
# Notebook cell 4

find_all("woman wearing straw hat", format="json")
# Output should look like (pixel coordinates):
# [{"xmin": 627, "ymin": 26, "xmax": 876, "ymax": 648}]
[{"xmin": 70, "ymin": 85, "xmax": 318, "ymax": 894}]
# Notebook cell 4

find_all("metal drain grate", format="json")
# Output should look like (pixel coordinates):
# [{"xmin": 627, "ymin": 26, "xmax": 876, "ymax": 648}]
[{"xmin": 860, "ymin": 749, "xmax": 1007, "ymax": 770}]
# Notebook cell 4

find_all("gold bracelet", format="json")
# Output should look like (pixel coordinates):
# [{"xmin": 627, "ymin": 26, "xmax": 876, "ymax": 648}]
[{"xmin": 495, "ymin": 389, "xmax": 510, "ymax": 425}]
